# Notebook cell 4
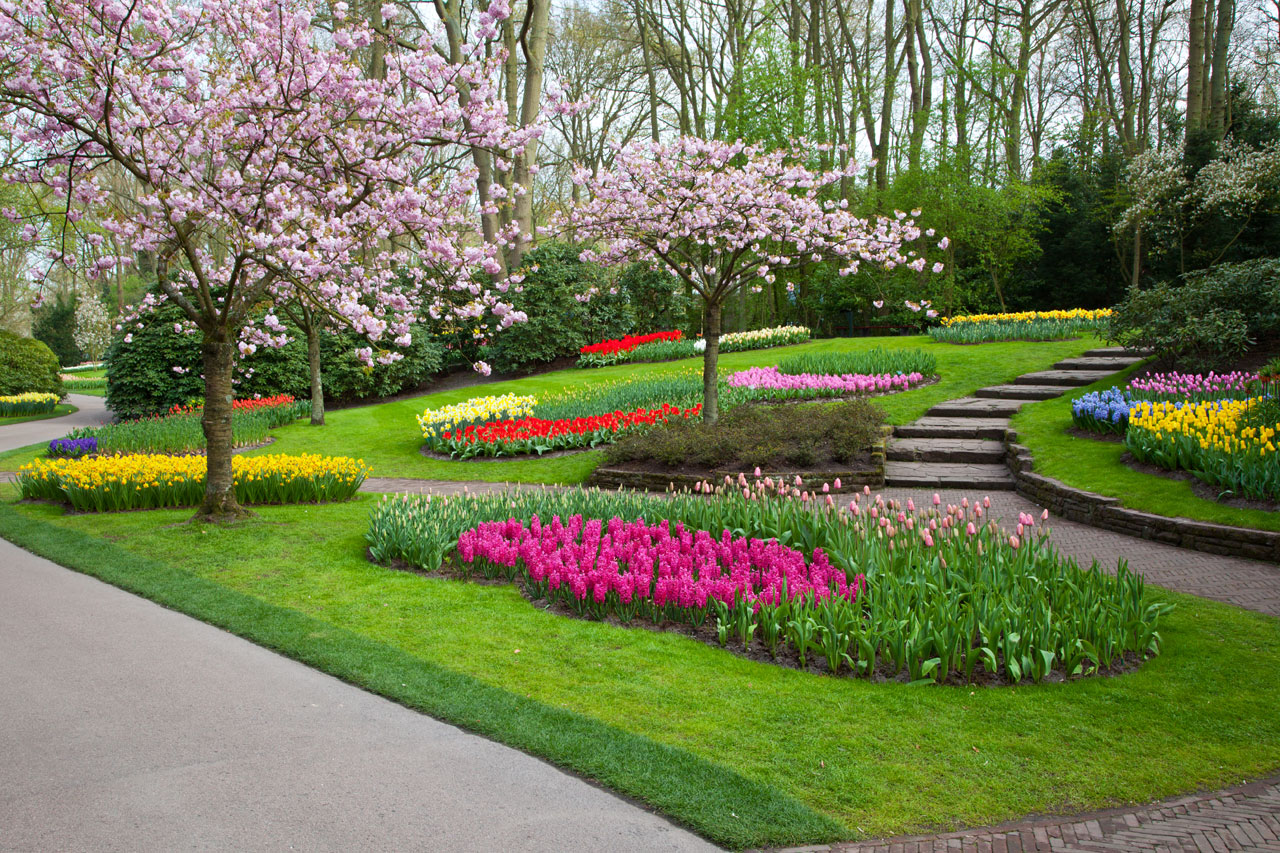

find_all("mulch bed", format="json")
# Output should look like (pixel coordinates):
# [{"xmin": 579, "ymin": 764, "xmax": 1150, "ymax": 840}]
[{"xmin": 418, "ymin": 445, "xmax": 594, "ymax": 462}]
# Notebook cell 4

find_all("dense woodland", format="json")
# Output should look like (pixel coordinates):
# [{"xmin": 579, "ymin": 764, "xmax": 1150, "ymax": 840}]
[{"xmin": 4, "ymin": 0, "xmax": 1279, "ymax": 362}]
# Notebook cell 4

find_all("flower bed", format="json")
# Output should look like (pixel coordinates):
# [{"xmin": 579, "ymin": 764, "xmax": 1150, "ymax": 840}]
[
  {"xmin": 0, "ymin": 392, "xmax": 60, "ymax": 416},
  {"xmin": 577, "ymin": 331, "xmax": 684, "ymax": 368},
  {"xmin": 367, "ymin": 483, "xmax": 1171, "ymax": 684},
  {"xmin": 427, "ymin": 404, "xmax": 701, "ymax": 459},
  {"xmin": 417, "ymin": 394, "xmax": 538, "ymax": 445},
  {"xmin": 18, "ymin": 453, "xmax": 369, "ymax": 511},
  {"xmin": 727, "ymin": 367, "xmax": 929, "ymax": 401},
  {"xmin": 1127, "ymin": 370, "xmax": 1258, "ymax": 402},
  {"xmin": 1071, "ymin": 388, "xmax": 1139, "ymax": 434},
  {"xmin": 48, "ymin": 437, "xmax": 97, "ymax": 458},
  {"xmin": 717, "ymin": 325, "xmax": 810, "ymax": 353},
  {"xmin": 1126, "ymin": 398, "xmax": 1280, "ymax": 501},
  {"xmin": 61, "ymin": 409, "xmax": 276, "ymax": 456},
  {"xmin": 928, "ymin": 309, "xmax": 1111, "ymax": 344},
  {"xmin": 170, "ymin": 394, "xmax": 308, "ymax": 428},
  {"xmin": 775, "ymin": 347, "xmax": 936, "ymax": 378}
]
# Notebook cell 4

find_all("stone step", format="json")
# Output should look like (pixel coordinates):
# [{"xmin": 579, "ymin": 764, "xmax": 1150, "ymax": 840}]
[
  {"xmin": 926, "ymin": 397, "xmax": 1026, "ymax": 418},
  {"xmin": 1082, "ymin": 346, "xmax": 1148, "ymax": 357},
  {"xmin": 883, "ymin": 461, "xmax": 1015, "ymax": 489},
  {"xmin": 974, "ymin": 384, "xmax": 1068, "ymax": 401},
  {"xmin": 1015, "ymin": 370, "xmax": 1115, "ymax": 387},
  {"xmin": 893, "ymin": 417, "xmax": 1010, "ymax": 440},
  {"xmin": 886, "ymin": 437, "xmax": 1005, "ymax": 463},
  {"xmin": 1054, "ymin": 356, "xmax": 1145, "ymax": 371}
]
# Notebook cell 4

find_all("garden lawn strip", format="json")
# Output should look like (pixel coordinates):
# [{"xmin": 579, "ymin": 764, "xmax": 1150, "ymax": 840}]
[
  {"xmin": 1012, "ymin": 360, "xmax": 1280, "ymax": 532},
  {"xmin": 0, "ymin": 403, "xmax": 77, "ymax": 427},
  {"xmin": 5, "ymin": 495, "xmax": 1280, "ymax": 842},
  {"xmin": 0, "ymin": 500, "xmax": 839, "ymax": 850}
]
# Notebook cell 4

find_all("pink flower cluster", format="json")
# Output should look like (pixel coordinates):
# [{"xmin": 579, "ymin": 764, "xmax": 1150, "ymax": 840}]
[
  {"xmin": 456, "ymin": 514, "xmax": 864, "ymax": 613},
  {"xmin": 1127, "ymin": 370, "xmax": 1258, "ymax": 399},
  {"xmin": 727, "ymin": 366, "xmax": 927, "ymax": 393}
]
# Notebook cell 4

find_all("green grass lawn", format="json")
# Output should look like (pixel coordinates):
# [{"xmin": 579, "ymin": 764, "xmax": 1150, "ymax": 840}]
[
  {"xmin": 0, "ymin": 335, "xmax": 1101, "ymax": 477},
  {"xmin": 5, "ymin": 491, "xmax": 1278, "ymax": 848},
  {"xmin": 1011, "ymin": 362, "xmax": 1280, "ymax": 532},
  {"xmin": 0, "ymin": 402, "xmax": 77, "ymax": 427},
  {"xmin": 62, "ymin": 368, "xmax": 107, "ymax": 397}
]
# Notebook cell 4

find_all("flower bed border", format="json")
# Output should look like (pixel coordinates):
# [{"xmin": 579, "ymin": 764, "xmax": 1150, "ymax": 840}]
[{"xmin": 1003, "ymin": 430, "xmax": 1280, "ymax": 564}]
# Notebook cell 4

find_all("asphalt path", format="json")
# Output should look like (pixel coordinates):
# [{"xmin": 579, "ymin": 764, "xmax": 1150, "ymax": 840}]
[
  {"xmin": 0, "ymin": 393, "xmax": 113, "ymax": 454},
  {"xmin": 0, "ymin": 536, "xmax": 720, "ymax": 852}
]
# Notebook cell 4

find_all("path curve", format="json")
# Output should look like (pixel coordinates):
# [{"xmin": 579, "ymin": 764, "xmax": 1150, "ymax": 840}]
[
  {"xmin": 0, "ymin": 393, "xmax": 113, "ymax": 454},
  {"xmin": 0, "ymin": 535, "xmax": 718, "ymax": 853}
]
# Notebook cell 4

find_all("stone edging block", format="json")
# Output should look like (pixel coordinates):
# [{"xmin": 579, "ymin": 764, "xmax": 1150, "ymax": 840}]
[{"xmin": 1003, "ymin": 428, "xmax": 1280, "ymax": 565}]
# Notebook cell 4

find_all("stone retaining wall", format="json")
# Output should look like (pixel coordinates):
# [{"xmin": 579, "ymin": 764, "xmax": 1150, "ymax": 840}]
[{"xmin": 1004, "ymin": 431, "xmax": 1280, "ymax": 564}]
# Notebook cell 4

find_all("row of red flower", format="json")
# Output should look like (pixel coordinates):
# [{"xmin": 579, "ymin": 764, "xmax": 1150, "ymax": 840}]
[
  {"xmin": 579, "ymin": 330, "xmax": 682, "ymax": 357},
  {"xmin": 430, "ymin": 403, "xmax": 701, "ymax": 459},
  {"xmin": 169, "ymin": 394, "xmax": 297, "ymax": 415}
]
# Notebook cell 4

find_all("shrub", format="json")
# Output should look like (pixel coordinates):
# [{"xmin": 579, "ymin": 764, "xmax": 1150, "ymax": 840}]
[
  {"xmin": 615, "ymin": 263, "xmax": 693, "ymax": 333},
  {"xmin": 105, "ymin": 302, "xmax": 205, "ymax": 419},
  {"xmin": 1109, "ymin": 260, "xmax": 1280, "ymax": 369},
  {"xmin": 32, "ymin": 292, "xmax": 84, "ymax": 367},
  {"xmin": 318, "ymin": 324, "xmax": 444, "ymax": 401},
  {"xmin": 480, "ymin": 242, "xmax": 633, "ymax": 373},
  {"xmin": 0, "ymin": 331, "xmax": 64, "ymax": 396},
  {"xmin": 605, "ymin": 400, "xmax": 885, "ymax": 470}
]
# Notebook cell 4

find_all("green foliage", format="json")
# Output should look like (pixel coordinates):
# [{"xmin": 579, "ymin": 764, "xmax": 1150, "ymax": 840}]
[
  {"xmin": 615, "ymin": 263, "xmax": 692, "ymax": 334},
  {"xmin": 64, "ymin": 409, "xmax": 280, "ymax": 455},
  {"xmin": 105, "ymin": 297, "xmax": 443, "ymax": 418},
  {"xmin": 776, "ymin": 348, "xmax": 937, "ymax": 377},
  {"xmin": 0, "ymin": 330, "xmax": 63, "ymax": 396},
  {"xmin": 929, "ymin": 315, "xmax": 1110, "ymax": 344},
  {"xmin": 480, "ymin": 243, "xmax": 633, "ymax": 373},
  {"xmin": 605, "ymin": 400, "xmax": 885, "ymax": 469},
  {"xmin": 1109, "ymin": 260, "xmax": 1280, "ymax": 369},
  {"xmin": 31, "ymin": 292, "xmax": 84, "ymax": 367}
]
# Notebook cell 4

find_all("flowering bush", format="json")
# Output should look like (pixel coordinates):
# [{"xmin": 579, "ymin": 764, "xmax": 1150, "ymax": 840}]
[
  {"xmin": 727, "ymin": 367, "xmax": 928, "ymax": 401},
  {"xmin": 1127, "ymin": 371, "xmax": 1258, "ymax": 402},
  {"xmin": 367, "ymin": 483, "xmax": 1170, "ymax": 683},
  {"xmin": 428, "ymin": 404, "xmax": 701, "ymax": 459},
  {"xmin": 717, "ymin": 325, "xmax": 810, "ymax": 353},
  {"xmin": 48, "ymin": 437, "xmax": 98, "ymax": 458},
  {"xmin": 417, "ymin": 394, "xmax": 538, "ymax": 443},
  {"xmin": 1126, "ymin": 398, "xmax": 1280, "ymax": 500},
  {"xmin": 1071, "ymin": 388, "xmax": 1140, "ymax": 434},
  {"xmin": 928, "ymin": 309, "xmax": 1111, "ymax": 343},
  {"xmin": 18, "ymin": 453, "xmax": 370, "ymax": 511},
  {"xmin": 0, "ymin": 392, "xmax": 61, "ymax": 416}
]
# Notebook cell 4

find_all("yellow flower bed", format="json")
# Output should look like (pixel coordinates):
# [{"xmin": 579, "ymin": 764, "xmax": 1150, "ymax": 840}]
[
  {"xmin": 940, "ymin": 308, "xmax": 1113, "ymax": 327},
  {"xmin": 0, "ymin": 392, "xmax": 61, "ymax": 416},
  {"xmin": 1125, "ymin": 398, "xmax": 1280, "ymax": 500},
  {"xmin": 417, "ymin": 393, "xmax": 537, "ymax": 441},
  {"xmin": 17, "ymin": 453, "xmax": 371, "ymax": 512}
]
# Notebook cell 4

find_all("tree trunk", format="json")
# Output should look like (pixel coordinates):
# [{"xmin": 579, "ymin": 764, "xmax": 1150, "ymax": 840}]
[
  {"xmin": 1188, "ymin": 0, "xmax": 1206, "ymax": 132},
  {"xmin": 306, "ymin": 317, "xmax": 325, "ymax": 427},
  {"xmin": 196, "ymin": 336, "xmax": 250, "ymax": 522},
  {"xmin": 1208, "ymin": 0, "xmax": 1234, "ymax": 136},
  {"xmin": 701, "ymin": 299, "xmax": 722, "ymax": 425},
  {"xmin": 508, "ymin": 0, "xmax": 551, "ymax": 271}
]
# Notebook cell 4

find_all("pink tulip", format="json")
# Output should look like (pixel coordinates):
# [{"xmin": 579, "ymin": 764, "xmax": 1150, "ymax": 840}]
[
  {"xmin": 1041, "ymin": 509, "xmax": 1049, "ymax": 521},
  {"xmin": 1009, "ymin": 535, "xmax": 1020, "ymax": 549},
  {"xmin": 754, "ymin": 466, "xmax": 762, "ymax": 477},
  {"xmin": 907, "ymin": 498, "xmax": 915, "ymax": 512},
  {"xmin": 933, "ymin": 493, "xmax": 941, "ymax": 506},
  {"xmin": 834, "ymin": 478, "xmax": 842, "ymax": 489},
  {"xmin": 965, "ymin": 521, "xmax": 976, "ymax": 536}
]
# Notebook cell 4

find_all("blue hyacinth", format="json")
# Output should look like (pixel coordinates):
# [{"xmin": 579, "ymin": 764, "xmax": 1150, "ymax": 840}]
[{"xmin": 1071, "ymin": 387, "xmax": 1138, "ymax": 434}]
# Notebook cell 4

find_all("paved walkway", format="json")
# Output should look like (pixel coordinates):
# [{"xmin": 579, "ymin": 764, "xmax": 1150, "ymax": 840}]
[
  {"xmin": 0, "ymin": 536, "xmax": 717, "ymax": 853},
  {"xmin": 0, "ymin": 393, "xmax": 112, "ymax": 454}
]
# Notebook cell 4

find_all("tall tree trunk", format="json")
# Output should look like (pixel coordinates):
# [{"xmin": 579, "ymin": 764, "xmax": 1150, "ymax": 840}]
[
  {"xmin": 1188, "ymin": 0, "xmax": 1206, "ymax": 132},
  {"xmin": 197, "ymin": 335, "xmax": 249, "ymax": 522},
  {"xmin": 1209, "ymin": 0, "xmax": 1234, "ymax": 136},
  {"xmin": 304, "ymin": 311, "xmax": 325, "ymax": 427},
  {"xmin": 508, "ymin": 0, "xmax": 551, "ymax": 270},
  {"xmin": 701, "ymin": 298, "xmax": 722, "ymax": 425}
]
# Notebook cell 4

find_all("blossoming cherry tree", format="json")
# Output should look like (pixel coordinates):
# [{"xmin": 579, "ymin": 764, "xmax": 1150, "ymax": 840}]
[
  {"xmin": 0, "ymin": 0, "xmax": 533, "ymax": 520},
  {"xmin": 560, "ymin": 138, "xmax": 942, "ymax": 423}
]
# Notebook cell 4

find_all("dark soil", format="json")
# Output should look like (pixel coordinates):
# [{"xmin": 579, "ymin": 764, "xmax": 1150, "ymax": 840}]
[
  {"xmin": 377, "ymin": 551, "xmax": 1146, "ymax": 687},
  {"xmin": 601, "ymin": 451, "xmax": 875, "ymax": 479},
  {"xmin": 1121, "ymin": 451, "xmax": 1280, "ymax": 512},
  {"xmin": 418, "ymin": 445, "xmax": 594, "ymax": 462}
]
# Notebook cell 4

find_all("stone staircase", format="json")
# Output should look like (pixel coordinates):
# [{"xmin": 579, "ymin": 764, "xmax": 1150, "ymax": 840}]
[{"xmin": 884, "ymin": 347, "xmax": 1147, "ymax": 489}]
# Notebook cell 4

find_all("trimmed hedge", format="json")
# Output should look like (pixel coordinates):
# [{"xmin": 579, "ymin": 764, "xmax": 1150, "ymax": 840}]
[{"xmin": 0, "ymin": 331, "xmax": 64, "ymax": 396}]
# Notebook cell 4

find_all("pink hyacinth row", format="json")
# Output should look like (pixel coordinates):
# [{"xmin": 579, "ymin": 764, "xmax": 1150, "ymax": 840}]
[
  {"xmin": 456, "ymin": 514, "xmax": 865, "ymax": 612},
  {"xmin": 727, "ymin": 367, "xmax": 927, "ymax": 393},
  {"xmin": 1127, "ymin": 370, "xmax": 1258, "ymax": 398}
]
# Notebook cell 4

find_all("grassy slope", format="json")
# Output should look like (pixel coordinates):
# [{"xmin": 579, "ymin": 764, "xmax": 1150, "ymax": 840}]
[
  {"xmin": 62, "ymin": 367, "xmax": 107, "ymax": 397},
  {"xmin": 0, "ymin": 402, "xmax": 77, "ymax": 427},
  {"xmin": 1011, "ymin": 362, "xmax": 1280, "ymax": 532},
  {"xmin": 0, "ymin": 335, "xmax": 1099, "ymax": 477},
  {"xmin": 6, "ymin": 491, "xmax": 1279, "ymax": 846}
]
